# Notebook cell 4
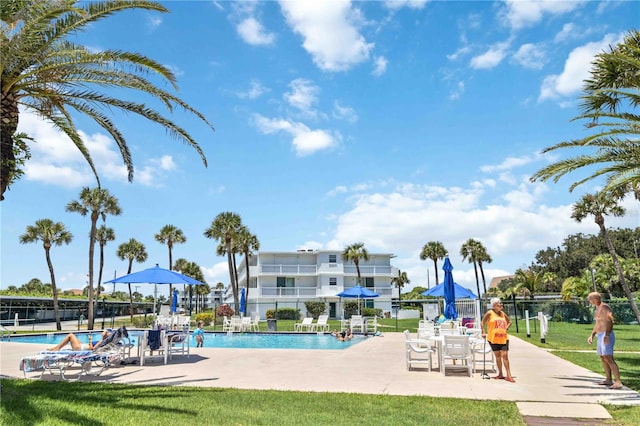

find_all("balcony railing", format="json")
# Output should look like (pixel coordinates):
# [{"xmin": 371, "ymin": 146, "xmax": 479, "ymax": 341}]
[
  {"xmin": 343, "ymin": 265, "xmax": 392, "ymax": 275},
  {"xmin": 259, "ymin": 286, "xmax": 393, "ymax": 298},
  {"xmin": 260, "ymin": 265, "xmax": 318, "ymax": 274}
]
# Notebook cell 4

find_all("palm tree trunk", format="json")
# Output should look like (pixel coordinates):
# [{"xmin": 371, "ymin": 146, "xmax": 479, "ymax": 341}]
[
  {"xmin": 127, "ymin": 259, "xmax": 134, "ymax": 322},
  {"xmin": 226, "ymin": 242, "xmax": 239, "ymax": 312},
  {"xmin": 244, "ymin": 249, "xmax": 251, "ymax": 316},
  {"xmin": 97, "ymin": 244, "xmax": 105, "ymax": 301},
  {"xmin": 479, "ymin": 262, "xmax": 487, "ymax": 295},
  {"xmin": 45, "ymin": 247, "xmax": 62, "ymax": 331},
  {"xmin": 87, "ymin": 215, "xmax": 98, "ymax": 330},
  {"xmin": 0, "ymin": 94, "xmax": 18, "ymax": 201},
  {"xmin": 602, "ymin": 226, "xmax": 640, "ymax": 324},
  {"xmin": 472, "ymin": 261, "xmax": 481, "ymax": 298},
  {"xmin": 432, "ymin": 259, "xmax": 439, "ymax": 285}
]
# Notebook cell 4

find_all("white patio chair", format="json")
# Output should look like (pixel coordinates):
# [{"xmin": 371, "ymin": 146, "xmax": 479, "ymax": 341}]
[
  {"xmin": 403, "ymin": 330, "xmax": 436, "ymax": 372},
  {"xmin": 441, "ymin": 334, "xmax": 473, "ymax": 377},
  {"xmin": 166, "ymin": 330, "xmax": 190, "ymax": 362},
  {"xmin": 241, "ymin": 317, "xmax": 252, "ymax": 332},
  {"xmin": 471, "ymin": 337, "xmax": 497, "ymax": 374},
  {"xmin": 222, "ymin": 316, "xmax": 232, "ymax": 332},
  {"xmin": 294, "ymin": 317, "xmax": 314, "ymax": 332},
  {"xmin": 250, "ymin": 315, "xmax": 260, "ymax": 332},
  {"xmin": 139, "ymin": 329, "xmax": 167, "ymax": 366},
  {"xmin": 230, "ymin": 316, "xmax": 242, "ymax": 332},
  {"xmin": 350, "ymin": 315, "xmax": 364, "ymax": 333}
]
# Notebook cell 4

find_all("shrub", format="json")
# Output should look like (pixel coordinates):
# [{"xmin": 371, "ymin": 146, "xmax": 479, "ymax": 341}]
[
  {"xmin": 304, "ymin": 302, "xmax": 326, "ymax": 319},
  {"xmin": 215, "ymin": 304, "xmax": 235, "ymax": 318},
  {"xmin": 362, "ymin": 307, "xmax": 382, "ymax": 317},
  {"xmin": 265, "ymin": 308, "xmax": 300, "ymax": 320},
  {"xmin": 131, "ymin": 315, "xmax": 154, "ymax": 328},
  {"xmin": 195, "ymin": 312, "xmax": 214, "ymax": 326},
  {"xmin": 344, "ymin": 301, "xmax": 358, "ymax": 319}
]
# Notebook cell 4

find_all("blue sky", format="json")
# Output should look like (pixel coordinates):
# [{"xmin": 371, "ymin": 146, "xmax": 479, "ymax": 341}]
[{"xmin": 2, "ymin": 0, "xmax": 639, "ymax": 298}]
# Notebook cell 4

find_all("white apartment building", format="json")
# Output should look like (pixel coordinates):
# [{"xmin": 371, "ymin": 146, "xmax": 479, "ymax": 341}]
[{"xmin": 227, "ymin": 249, "xmax": 398, "ymax": 319}]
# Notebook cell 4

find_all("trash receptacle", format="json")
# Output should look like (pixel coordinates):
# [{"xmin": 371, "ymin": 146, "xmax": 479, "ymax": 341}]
[{"xmin": 267, "ymin": 318, "xmax": 277, "ymax": 332}]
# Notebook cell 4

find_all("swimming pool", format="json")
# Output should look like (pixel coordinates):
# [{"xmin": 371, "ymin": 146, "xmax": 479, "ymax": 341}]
[{"xmin": 3, "ymin": 332, "xmax": 364, "ymax": 350}]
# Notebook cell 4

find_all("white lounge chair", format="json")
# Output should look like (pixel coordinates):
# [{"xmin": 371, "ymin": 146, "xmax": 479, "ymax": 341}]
[
  {"xmin": 349, "ymin": 315, "xmax": 364, "ymax": 333},
  {"xmin": 294, "ymin": 317, "xmax": 314, "ymax": 332},
  {"xmin": 313, "ymin": 315, "xmax": 329, "ymax": 333}
]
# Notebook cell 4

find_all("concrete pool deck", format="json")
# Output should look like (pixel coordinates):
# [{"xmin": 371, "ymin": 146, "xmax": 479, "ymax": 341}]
[{"xmin": 1, "ymin": 327, "xmax": 639, "ymax": 422}]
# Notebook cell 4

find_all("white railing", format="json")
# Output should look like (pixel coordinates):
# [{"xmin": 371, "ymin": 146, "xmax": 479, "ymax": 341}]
[
  {"xmin": 343, "ymin": 265, "xmax": 392, "ymax": 275},
  {"xmin": 260, "ymin": 286, "xmax": 393, "ymax": 298},
  {"xmin": 260, "ymin": 265, "xmax": 318, "ymax": 274}
]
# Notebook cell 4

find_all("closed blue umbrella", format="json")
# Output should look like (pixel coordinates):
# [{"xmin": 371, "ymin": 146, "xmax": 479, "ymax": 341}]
[
  {"xmin": 239, "ymin": 288, "xmax": 246, "ymax": 315},
  {"xmin": 442, "ymin": 258, "xmax": 458, "ymax": 320},
  {"xmin": 170, "ymin": 289, "xmax": 178, "ymax": 314}
]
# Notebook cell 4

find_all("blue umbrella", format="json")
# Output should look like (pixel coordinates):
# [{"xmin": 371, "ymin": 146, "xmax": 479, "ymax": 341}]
[
  {"xmin": 421, "ymin": 282, "xmax": 477, "ymax": 299},
  {"xmin": 106, "ymin": 264, "xmax": 203, "ymax": 315},
  {"xmin": 336, "ymin": 285, "xmax": 379, "ymax": 315},
  {"xmin": 170, "ymin": 289, "xmax": 179, "ymax": 314},
  {"xmin": 442, "ymin": 258, "xmax": 457, "ymax": 320},
  {"xmin": 239, "ymin": 288, "xmax": 246, "ymax": 315}
]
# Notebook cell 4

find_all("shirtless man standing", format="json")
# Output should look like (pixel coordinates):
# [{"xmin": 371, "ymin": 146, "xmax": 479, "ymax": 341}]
[{"xmin": 587, "ymin": 292, "xmax": 623, "ymax": 389}]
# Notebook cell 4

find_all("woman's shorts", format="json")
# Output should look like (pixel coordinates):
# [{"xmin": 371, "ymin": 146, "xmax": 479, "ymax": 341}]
[
  {"xmin": 489, "ymin": 340, "xmax": 509, "ymax": 352},
  {"xmin": 596, "ymin": 332, "xmax": 615, "ymax": 356}
]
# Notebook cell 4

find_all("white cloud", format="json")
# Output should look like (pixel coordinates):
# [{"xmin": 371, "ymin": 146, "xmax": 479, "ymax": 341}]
[
  {"xmin": 449, "ymin": 81, "xmax": 465, "ymax": 101},
  {"xmin": 481, "ymin": 155, "xmax": 536, "ymax": 173},
  {"xmin": 499, "ymin": 0, "xmax": 585, "ymax": 31},
  {"xmin": 279, "ymin": 0, "xmax": 374, "ymax": 72},
  {"xmin": 470, "ymin": 40, "xmax": 510, "ymax": 69},
  {"xmin": 512, "ymin": 43, "xmax": 546, "ymax": 70},
  {"xmin": 237, "ymin": 17, "xmax": 276, "ymax": 46},
  {"xmin": 447, "ymin": 46, "xmax": 471, "ymax": 61},
  {"xmin": 539, "ymin": 33, "xmax": 623, "ymax": 102},
  {"xmin": 332, "ymin": 101, "xmax": 358, "ymax": 123},
  {"xmin": 372, "ymin": 56, "xmax": 388, "ymax": 76},
  {"xmin": 238, "ymin": 79, "xmax": 269, "ymax": 99},
  {"xmin": 202, "ymin": 261, "xmax": 231, "ymax": 286},
  {"xmin": 147, "ymin": 15, "xmax": 162, "ymax": 29},
  {"xmin": 554, "ymin": 23, "xmax": 576, "ymax": 43},
  {"xmin": 284, "ymin": 78, "xmax": 319, "ymax": 112},
  {"xmin": 384, "ymin": 0, "xmax": 428, "ymax": 10},
  {"xmin": 253, "ymin": 114, "xmax": 339, "ymax": 156}
]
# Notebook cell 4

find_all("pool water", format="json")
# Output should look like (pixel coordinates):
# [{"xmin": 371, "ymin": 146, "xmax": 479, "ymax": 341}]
[{"xmin": 4, "ymin": 332, "xmax": 364, "ymax": 350}]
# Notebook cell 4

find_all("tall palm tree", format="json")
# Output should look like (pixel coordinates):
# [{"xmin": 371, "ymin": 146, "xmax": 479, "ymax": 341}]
[
  {"xmin": 419, "ymin": 241, "xmax": 448, "ymax": 287},
  {"xmin": 572, "ymin": 192, "xmax": 640, "ymax": 324},
  {"xmin": 204, "ymin": 212, "xmax": 243, "ymax": 312},
  {"xmin": 0, "ymin": 0, "xmax": 214, "ymax": 201},
  {"xmin": 460, "ymin": 238, "xmax": 482, "ymax": 298},
  {"xmin": 154, "ymin": 224, "xmax": 187, "ymax": 296},
  {"xmin": 95, "ymin": 225, "xmax": 115, "ymax": 304},
  {"xmin": 391, "ymin": 270, "xmax": 410, "ymax": 301},
  {"xmin": 116, "ymin": 238, "xmax": 148, "ymax": 321},
  {"xmin": 530, "ymin": 30, "xmax": 639, "ymax": 197},
  {"xmin": 474, "ymin": 242, "xmax": 493, "ymax": 295},
  {"xmin": 234, "ymin": 225, "xmax": 260, "ymax": 316},
  {"xmin": 19, "ymin": 219, "xmax": 72, "ymax": 330},
  {"xmin": 513, "ymin": 268, "xmax": 542, "ymax": 299},
  {"xmin": 179, "ymin": 260, "xmax": 205, "ymax": 315},
  {"xmin": 341, "ymin": 242, "xmax": 369, "ymax": 286},
  {"xmin": 66, "ymin": 187, "xmax": 121, "ymax": 330}
]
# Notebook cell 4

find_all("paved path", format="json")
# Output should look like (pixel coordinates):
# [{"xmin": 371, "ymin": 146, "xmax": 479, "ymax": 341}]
[{"xmin": 1, "ymin": 326, "xmax": 638, "ymax": 423}]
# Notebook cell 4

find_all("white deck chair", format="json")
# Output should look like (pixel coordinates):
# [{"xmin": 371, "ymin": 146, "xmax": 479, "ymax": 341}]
[
  {"xmin": 250, "ymin": 315, "xmax": 260, "ymax": 332},
  {"xmin": 441, "ymin": 334, "xmax": 473, "ymax": 377},
  {"xmin": 230, "ymin": 316, "xmax": 242, "ymax": 332},
  {"xmin": 313, "ymin": 315, "xmax": 329, "ymax": 333},
  {"xmin": 471, "ymin": 337, "xmax": 497, "ymax": 374},
  {"xmin": 139, "ymin": 329, "xmax": 167, "ymax": 366},
  {"xmin": 294, "ymin": 317, "xmax": 314, "ymax": 332},
  {"xmin": 403, "ymin": 330, "xmax": 436, "ymax": 371},
  {"xmin": 350, "ymin": 315, "xmax": 364, "ymax": 333},
  {"xmin": 241, "ymin": 317, "xmax": 252, "ymax": 332},
  {"xmin": 222, "ymin": 316, "xmax": 232, "ymax": 332},
  {"xmin": 166, "ymin": 330, "xmax": 190, "ymax": 362}
]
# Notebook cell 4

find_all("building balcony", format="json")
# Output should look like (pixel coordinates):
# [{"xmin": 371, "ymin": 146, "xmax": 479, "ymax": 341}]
[
  {"xmin": 259, "ymin": 264, "xmax": 318, "ymax": 275},
  {"xmin": 258, "ymin": 286, "xmax": 393, "ymax": 298}
]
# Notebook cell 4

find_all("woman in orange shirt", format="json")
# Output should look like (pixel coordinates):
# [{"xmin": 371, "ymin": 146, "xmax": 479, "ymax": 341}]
[{"xmin": 481, "ymin": 297, "xmax": 514, "ymax": 382}]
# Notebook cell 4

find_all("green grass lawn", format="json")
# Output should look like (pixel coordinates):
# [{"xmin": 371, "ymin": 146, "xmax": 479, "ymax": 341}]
[{"xmin": 5, "ymin": 318, "xmax": 637, "ymax": 425}]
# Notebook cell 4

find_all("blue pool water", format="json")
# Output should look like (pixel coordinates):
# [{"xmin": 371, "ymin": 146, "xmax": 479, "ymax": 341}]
[{"xmin": 4, "ymin": 332, "xmax": 364, "ymax": 350}]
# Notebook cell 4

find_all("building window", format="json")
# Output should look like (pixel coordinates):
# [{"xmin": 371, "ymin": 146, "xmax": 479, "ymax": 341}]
[
  {"xmin": 277, "ymin": 277, "xmax": 295, "ymax": 287},
  {"xmin": 329, "ymin": 254, "xmax": 337, "ymax": 263},
  {"xmin": 329, "ymin": 277, "xmax": 337, "ymax": 286},
  {"xmin": 364, "ymin": 277, "xmax": 374, "ymax": 288}
]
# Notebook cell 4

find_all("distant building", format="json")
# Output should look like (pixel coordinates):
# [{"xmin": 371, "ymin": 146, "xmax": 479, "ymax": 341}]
[
  {"xmin": 489, "ymin": 275, "xmax": 515, "ymax": 291},
  {"xmin": 227, "ymin": 249, "xmax": 397, "ymax": 319}
]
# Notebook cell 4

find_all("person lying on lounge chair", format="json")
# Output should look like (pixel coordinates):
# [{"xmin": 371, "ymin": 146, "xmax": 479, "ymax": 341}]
[{"xmin": 47, "ymin": 330, "xmax": 110, "ymax": 351}]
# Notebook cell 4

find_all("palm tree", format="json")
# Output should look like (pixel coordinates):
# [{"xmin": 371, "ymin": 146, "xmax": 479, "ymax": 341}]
[
  {"xmin": 572, "ymin": 192, "xmax": 640, "ymax": 324},
  {"xmin": 116, "ymin": 238, "xmax": 148, "ymax": 321},
  {"xmin": 66, "ymin": 187, "xmax": 121, "ymax": 330},
  {"xmin": 341, "ymin": 242, "xmax": 369, "ymax": 286},
  {"xmin": 391, "ymin": 270, "xmax": 410, "ymax": 301},
  {"xmin": 513, "ymin": 268, "xmax": 542, "ymax": 299},
  {"xmin": 19, "ymin": 219, "xmax": 72, "ymax": 330},
  {"xmin": 154, "ymin": 224, "xmax": 187, "ymax": 296},
  {"xmin": 204, "ymin": 212, "xmax": 243, "ymax": 312},
  {"xmin": 0, "ymin": 0, "xmax": 214, "ymax": 201},
  {"xmin": 460, "ymin": 239, "xmax": 482, "ymax": 298},
  {"xmin": 530, "ymin": 30, "xmax": 639, "ymax": 197},
  {"xmin": 474, "ymin": 242, "xmax": 493, "ymax": 295},
  {"xmin": 95, "ymin": 225, "xmax": 115, "ymax": 302},
  {"xmin": 419, "ymin": 241, "xmax": 448, "ymax": 287},
  {"xmin": 234, "ymin": 226, "xmax": 260, "ymax": 316}
]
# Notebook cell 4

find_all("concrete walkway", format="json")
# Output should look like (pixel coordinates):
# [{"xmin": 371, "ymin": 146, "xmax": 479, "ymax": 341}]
[{"xmin": 1, "ymin": 323, "xmax": 638, "ymax": 423}]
